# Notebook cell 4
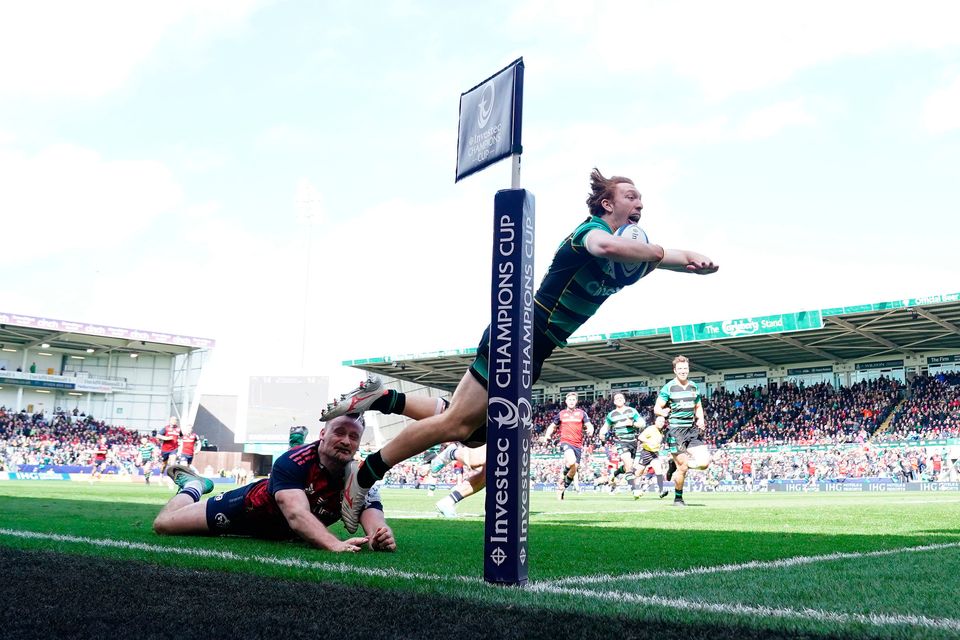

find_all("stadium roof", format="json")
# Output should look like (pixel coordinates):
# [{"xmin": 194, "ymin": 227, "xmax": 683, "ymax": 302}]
[
  {"xmin": 343, "ymin": 291, "xmax": 960, "ymax": 391},
  {"xmin": 0, "ymin": 311, "xmax": 214, "ymax": 358}
]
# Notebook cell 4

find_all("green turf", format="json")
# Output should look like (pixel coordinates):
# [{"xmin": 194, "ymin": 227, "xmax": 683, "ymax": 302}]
[{"xmin": 1, "ymin": 481, "xmax": 958, "ymax": 639}]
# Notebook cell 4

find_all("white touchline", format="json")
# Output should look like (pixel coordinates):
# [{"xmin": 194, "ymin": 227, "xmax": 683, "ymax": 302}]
[
  {"xmin": 0, "ymin": 528, "xmax": 482, "ymax": 585},
  {"xmin": 539, "ymin": 541, "xmax": 960, "ymax": 587},
  {"xmin": 529, "ymin": 585, "xmax": 960, "ymax": 632}
]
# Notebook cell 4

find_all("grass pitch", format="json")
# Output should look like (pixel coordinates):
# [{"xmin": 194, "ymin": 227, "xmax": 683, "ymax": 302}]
[{"xmin": 1, "ymin": 481, "xmax": 958, "ymax": 639}]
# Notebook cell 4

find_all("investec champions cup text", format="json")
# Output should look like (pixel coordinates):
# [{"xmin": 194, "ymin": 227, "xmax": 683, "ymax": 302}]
[{"xmin": 488, "ymin": 211, "xmax": 534, "ymax": 548}]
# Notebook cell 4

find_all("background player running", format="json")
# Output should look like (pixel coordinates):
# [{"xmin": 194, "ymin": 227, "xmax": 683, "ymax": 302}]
[
  {"xmin": 136, "ymin": 435, "xmax": 157, "ymax": 485},
  {"xmin": 599, "ymin": 392, "xmax": 644, "ymax": 498},
  {"xmin": 428, "ymin": 442, "xmax": 487, "ymax": 517},
  {"xmin": 637, "ymin": 416, "xmax": 670, "ymax": 499},
  {"xmin": 177, "ymin": 423, "xmax": 202, "ymax": 469},
  {"xmin": 541, "ymin": 392, "xmax": 594, "ymax": 500},
  {"xmin": 654, "ymin": 355, "xmax": 711, "ymax": 507},
  {"xmin": 157, "ymin": 416, "xmax": 181, "ymax": 475}
]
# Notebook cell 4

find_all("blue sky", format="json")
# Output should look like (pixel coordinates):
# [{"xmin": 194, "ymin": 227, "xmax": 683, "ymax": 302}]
[{"xmin": 2, "ymin": 1, "xmax": 959, "ymax": 395}]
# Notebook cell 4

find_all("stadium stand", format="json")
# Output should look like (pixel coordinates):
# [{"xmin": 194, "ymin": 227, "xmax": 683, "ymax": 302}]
[
  {"xmin": 380, "ymin": 372, "xmax": 959, "ymax": 488},
  {"xmin": 880, "ymin": 371, "xmax": 960, "ymax": 441}
]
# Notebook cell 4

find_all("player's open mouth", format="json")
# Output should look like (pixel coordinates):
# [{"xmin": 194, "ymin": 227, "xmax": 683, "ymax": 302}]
[{"xmin": 628, "ymin": 213, "xmax": 641, "ymax": 223}]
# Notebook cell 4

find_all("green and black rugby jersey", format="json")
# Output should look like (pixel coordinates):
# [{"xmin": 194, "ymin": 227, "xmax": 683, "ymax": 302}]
[
  {"xmin": 605, "ymin": 406, "xmax": 643, "ymax": 443},
  {"xmin": 534, "ymin": 216, "xmax": 623, "ymax": 347},
  {"xmin": 658, "ymin": 379, "xmax": 701, "ymax": 430},
  {"xmin": 137, "ymin": 443, "xmax": 155, "ymax": 462}
]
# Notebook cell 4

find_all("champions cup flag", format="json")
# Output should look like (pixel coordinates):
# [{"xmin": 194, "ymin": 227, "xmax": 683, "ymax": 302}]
[{"xmin": 455, "ymin": 58, "xmax": 524, "ymax": 182}]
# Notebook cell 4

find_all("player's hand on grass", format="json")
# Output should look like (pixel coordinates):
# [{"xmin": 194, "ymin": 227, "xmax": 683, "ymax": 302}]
[
  {"xmin": 331, "ymin": 537, "xmax": 368, "ymax": 553},
  {"xmin": 369, "ymin": 526, "xmax": 396, "ymax": 552}
]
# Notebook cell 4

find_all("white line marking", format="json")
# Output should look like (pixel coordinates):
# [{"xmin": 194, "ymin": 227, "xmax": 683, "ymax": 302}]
[
  {"xmin": 529, "ymin": 584, "xmax": 960, "ymax": 632},
  {"xmin": 541, "ymin": 541, "xmax": 960, "ymax": 587},
  {"xmin": 0, "ymin": 528, "xmax": 482, "ymax": 585},
  {"xmin": 5, "ymin": 527, "xmax": 960, "ymax": 633}
]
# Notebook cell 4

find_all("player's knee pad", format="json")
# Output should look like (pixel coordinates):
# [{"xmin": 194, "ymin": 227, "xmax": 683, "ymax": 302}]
[{"xmin": 686, "ymin": 445, "xmax": 711, "ymax": 470}]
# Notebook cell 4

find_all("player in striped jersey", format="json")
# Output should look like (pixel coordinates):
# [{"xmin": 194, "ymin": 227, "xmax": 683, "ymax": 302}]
[
  {"xmin": 332, "ymin": 169, "xmax": 719, "ymax": 533},
  {"xmin": 599, "ymin": 393, "xmax": 644, "ymax": 497},
  {"xmin": 137, "ymin": 435, "xmax": 157, "ymax": 485},
  {"xmin": 654, "ymin": 355, "xmax": 710, "ymax": 506},
  {"xmin": 542, "ymin": 393, "xmax": 594, "ymax": 500}
]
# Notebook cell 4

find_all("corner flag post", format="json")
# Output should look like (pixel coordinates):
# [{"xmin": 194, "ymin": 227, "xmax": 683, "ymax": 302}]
[{"xmin": 455, "ymin": 58, "xmax": 534, "ymax": 586}]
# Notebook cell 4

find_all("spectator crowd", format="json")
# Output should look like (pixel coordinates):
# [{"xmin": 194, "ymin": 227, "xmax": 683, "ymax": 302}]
[
  {"xmin": 383, "ymin": 372, "xmax": 960, "ymax": 487},
  {"xmin": 2, "ymin": 372, "xmax": 958, "ymax": 487},
  {"xmin": 0, "ymin": 407, "xmax": 154, "ymax": 474}
]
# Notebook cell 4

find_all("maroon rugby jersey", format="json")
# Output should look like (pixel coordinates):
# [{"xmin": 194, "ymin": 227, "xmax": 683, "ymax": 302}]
[
  {"xmin": 160, "ymin": 425, "xmax": 181, "ymax": 453},
  {"xmin": 241, "ymin": 442, "xmax": 381, "ymax": 538},
  {"xmin": 553, "ymin": 408, "xmax": 590, "ymax": 448},
  {"xmin": 180, "ymin": 433, "xmax": 200, "ymax": 456}
]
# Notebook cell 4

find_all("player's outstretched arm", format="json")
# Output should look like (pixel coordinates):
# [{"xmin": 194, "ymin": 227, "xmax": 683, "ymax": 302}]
[
  {"xmin": 275, "ymin": 488, "xmax": 368, "ymax": 552},
  {"xmin": 583, "ymin": 229, "xmax": 665, "ymax": 264},
  {"xmin": 360, "ymin": 508, "xmax": 396, "ymax": 552},
  {"xmin": 657, "ymin": 248, "xmax": 719, "ymax": 274}
]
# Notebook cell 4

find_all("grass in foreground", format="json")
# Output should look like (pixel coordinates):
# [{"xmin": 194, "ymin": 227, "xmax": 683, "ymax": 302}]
[{"xmin": 1, "ymin": 481, "xmax": 959, "ymax": 639}]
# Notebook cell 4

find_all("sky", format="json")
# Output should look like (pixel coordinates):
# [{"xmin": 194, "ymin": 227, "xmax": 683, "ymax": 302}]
[{"xmin": 2, "ymin": 0, "xmax": 959, "ymax": 398}]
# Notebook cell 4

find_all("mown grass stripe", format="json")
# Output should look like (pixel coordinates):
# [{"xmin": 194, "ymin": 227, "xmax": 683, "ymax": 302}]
[{"xmin": 540, "ymin": 540, "xmax": 960, "ymax": 587}]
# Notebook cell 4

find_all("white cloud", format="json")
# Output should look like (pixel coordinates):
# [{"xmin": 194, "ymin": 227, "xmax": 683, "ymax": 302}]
[
  {"xmin": 513, "ymin": 0, "xmax": 960, "ymax": 98},
  {"xmin": 735, "ymin": 101, "xmax": 815, "ymax": 140},
  {"xmin": 256, "ymin": 124, "xmax": 320, "ymax": 150},
  {"xmin": 526, "ymin": 100, "xmax": 815, "ymax": 166},
  {"xmin": 0, "ymin": 0, "xmax": 262, "ymax": 99},
  {"xmin": 923, "ymin": 72, "xmax": 960, "ymax": 134},
  {"xmin": 0, "ymin": 144, "xmax": 182, "ymax": 260}
]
